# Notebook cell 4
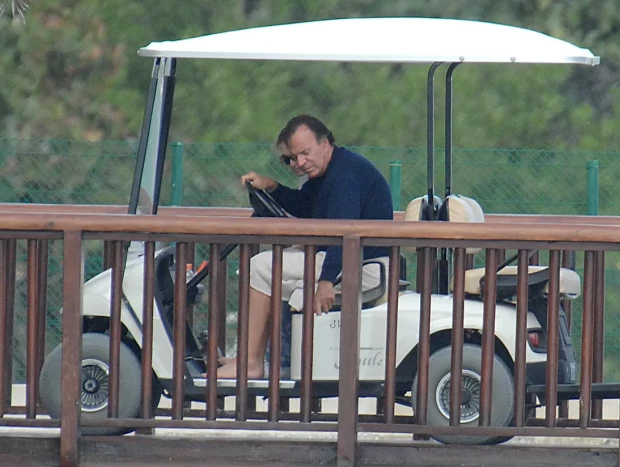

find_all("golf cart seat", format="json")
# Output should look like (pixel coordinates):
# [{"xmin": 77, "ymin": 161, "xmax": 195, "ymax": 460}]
[
  {"xmin": 437, "ymin": 194, "xmax": 485, "ymax": 254},
  {"xmin": 457, "ymin": 265, "xmax": 581, "ymax": 299},
  {"xmin": 431, "ymin": 195, "xmax": 582, "ymax": 300},
  {"xmin": 405, "ymin": 193, "xmax": 484, "ymax": 225},
  {"xmin": 332, "ymin": 258, "xmax": 409, "ymax": 310},
  {"xmin": 332, "ymin": 259, "xmax": 388, "ymax": 310},
  {"xmin": 404, "ymin": 194, "xmax": 443, "ymax": 221},
  {"xmin": 437, "ymin": 194, "xmax": 485, "ymax": 223},
  {"xmin": 290, "ymin": 257, "xmax": 409, "ymax": 312},
  {"xmin": 404, "ymin": 193, "xmax": 484, "ymax": 256}
]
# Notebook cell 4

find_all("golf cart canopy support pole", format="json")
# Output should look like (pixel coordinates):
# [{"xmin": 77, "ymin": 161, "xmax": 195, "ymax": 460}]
[
  {"xmin": 124, "ymin": 57, "xmax": 176, "ymax": 301},
  {"xmin": 438, "ymin": 62, "xmax": 461, "ymax": 295},
  {"xmin": 444, "ymin": 62, "xmax": 461, "ymax": 199},
  {"xmin": 129, "ymin": 58, "xmax": 160, "ymax": 217},
  {"xmin": 426, "ymin": 62, "xmax": 442, "ymax": 221},
  {"xmin": 129, "ymin": 57, "xmax": 177, "ymax": 217}
]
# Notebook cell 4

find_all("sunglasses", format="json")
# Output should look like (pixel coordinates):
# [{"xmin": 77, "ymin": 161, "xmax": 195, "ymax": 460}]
[{"xmin": 280, "ymin": 154, "xmax": 297, "ymax": 165}]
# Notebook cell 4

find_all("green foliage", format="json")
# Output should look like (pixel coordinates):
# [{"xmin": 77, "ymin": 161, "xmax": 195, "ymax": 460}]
[{"xmin": 2, "ymin": 0, "xmax": 620, "ymax": 152}]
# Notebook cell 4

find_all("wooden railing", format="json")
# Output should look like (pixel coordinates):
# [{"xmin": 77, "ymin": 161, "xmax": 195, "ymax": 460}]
[{"xmin": 0, "ymin": 205, "xmax": 617, "ymax": 466}]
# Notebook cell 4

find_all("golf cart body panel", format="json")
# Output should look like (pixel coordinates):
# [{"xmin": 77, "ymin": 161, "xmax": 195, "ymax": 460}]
[
  {"xmin": 138, "ymin": 17, "xmax": 599, "ymax": 66},
  {"xmin": 290, "ymin": 291, "xmax": 546, "ymax": 381},
  {"xmin": 81, "ymin": 254, "xmax": 175, "ymax": 379}
]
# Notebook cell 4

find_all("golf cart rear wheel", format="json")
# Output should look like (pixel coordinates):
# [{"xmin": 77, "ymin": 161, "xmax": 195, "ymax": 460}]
[
  {"xmin": 412, "ymin": 344, "xmax": 514, "ymax": 445},
  {"xmin": 39, "ymin": 333, "xmax": 143, "ymax": 436}
]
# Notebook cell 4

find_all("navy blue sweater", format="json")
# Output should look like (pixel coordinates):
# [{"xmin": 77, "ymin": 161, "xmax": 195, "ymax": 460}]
[{"xmin": 270, "ymin": 146, "xmax": 393, "ymax": 283}]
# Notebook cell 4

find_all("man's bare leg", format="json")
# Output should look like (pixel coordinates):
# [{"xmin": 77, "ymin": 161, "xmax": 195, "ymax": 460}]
[{"xmin": 216, "ymin": 288, "xmax": 271, "ymax": 379}]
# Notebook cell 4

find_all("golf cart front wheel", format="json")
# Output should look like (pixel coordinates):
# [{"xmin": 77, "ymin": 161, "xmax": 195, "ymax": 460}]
[
  {"xmin": 39, "ymin": 333, "xmax": 143, "ymax": 436},
  {"xmin": 412, "ymin": 344, "xmax": 514, "ymax": 445}
]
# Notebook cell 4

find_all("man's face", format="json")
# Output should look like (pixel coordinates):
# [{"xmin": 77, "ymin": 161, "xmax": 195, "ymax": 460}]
[
  {"xmin": 286, "ymin": 124, "xmax": 331, "ymax": 178},
  {"xmin": 277, "ymin": 142, "xmax": 305, "ymax": 177}
]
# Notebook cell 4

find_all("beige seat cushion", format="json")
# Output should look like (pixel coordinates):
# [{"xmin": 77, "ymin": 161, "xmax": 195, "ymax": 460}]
[
  {"xmin": 403, "ymin": 195, "xmax": 436, "ymax": 254},
  {"xmin": 403, "ymin": 194, "xmax": 484, "ymax": 254},
  {"xmin": 453, "ymin": 266, "xmax": 581, "ymax": 298},
  {"xmin": 442, "ymin": 195, "xmax": 484, "ymax": 254},
  {"xmin": 404, "ymin": 195, "xmax": 435, "ymax": 221}
]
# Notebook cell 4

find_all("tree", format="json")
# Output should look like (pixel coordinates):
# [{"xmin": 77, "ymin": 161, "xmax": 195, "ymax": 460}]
[
  {"xmin": 0, "ymin": 0, "xmax": 30, "ymax": 22},
  {"xmin": 2, "ymin": 0, "xmax": 620, "ymax": 151}
]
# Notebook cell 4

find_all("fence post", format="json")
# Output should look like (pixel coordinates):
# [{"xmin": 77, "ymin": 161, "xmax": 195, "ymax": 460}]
[
  {"xmin": 337, "ymin": 235, "xmax": 362, "ymax": 467},
  {"xmin": 60, "ymin": 230, "xmax": 83, "ymax": 467},
  {"xmin": 171, "ymin": 142, "xmax": 184, "ymax": 206},
  {"xmin": 389, "ymin": 160, "xmax": 402, "ymax": 211},
  {"xmin": 586, "ymin": 160, "xmax": 599, "ymax": 215}
]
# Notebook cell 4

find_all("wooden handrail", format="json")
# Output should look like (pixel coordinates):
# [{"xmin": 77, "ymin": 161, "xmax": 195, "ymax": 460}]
[
  {"xmin": 0, "ymin": 210, "xmax": 618, "ymax": 246},
  {"xmin": 0, "ymin": 203, "xmax": 252, "ymax": 217},
  {"xmin": 1, "ymin": 203, "xmax": 619, "ymax": 226}
]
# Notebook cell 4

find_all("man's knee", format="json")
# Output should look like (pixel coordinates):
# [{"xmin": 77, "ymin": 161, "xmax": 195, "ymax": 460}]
[
  {"xmin": 251, "ymin": 250, "xmax": 273, "ymax": 273},
  {"xmin": 250, "ymin": 250, "xmax": 273, "ymax": 289}
]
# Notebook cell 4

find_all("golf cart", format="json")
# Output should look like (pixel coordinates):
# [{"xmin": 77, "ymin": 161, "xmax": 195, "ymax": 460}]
[{"xmin": 38, "ymin": 18, "xmax": 600, "ymax": 444}]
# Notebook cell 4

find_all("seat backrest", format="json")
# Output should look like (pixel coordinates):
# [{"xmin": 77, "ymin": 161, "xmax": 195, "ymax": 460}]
[
  {"xmin": 331, "ymin": 259, "xmax": 386, "ymax": 310},
  {"xmin": 404, "ymin": 194, "xmax": 443, "ymax": 221},
  {"xmin": 438, "ymin": 194, "xmax": 485, "ymax": 254},
  {"xmin": 437, "ymin": 194, "xmax": 484, "ymax": 222},
  {"xmin": 330, "ymin": 258, "xmax": 410, "ymax": 310},
  {"xmin": 404, "ymin": 194, "xmax": 484, "ymax": 252}
]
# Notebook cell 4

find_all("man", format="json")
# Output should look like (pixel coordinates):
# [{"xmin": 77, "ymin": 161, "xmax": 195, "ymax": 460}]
[
  {"xmin": 214, "ymin": 131, "xmax": 306, "ymax": 370},
  {"xmin": 217, "ymin": 114, "xmax": 393, "ymax": 379}
]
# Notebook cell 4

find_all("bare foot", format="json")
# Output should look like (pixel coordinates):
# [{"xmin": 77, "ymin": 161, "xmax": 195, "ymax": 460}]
[
  {"xmin": 201, "ymin": 360, "xmax": 265, "ymax": 379},
  {"xmin": 200, "ymin": 356, "xmax": 234, "ymax": 377},
  {"xmin": 215, "ymin": 360, "xmax": 265, "ymax": 379},
  {"xmin": 218, "ymin": 356, "xmax": 234, "ymax": 366}
]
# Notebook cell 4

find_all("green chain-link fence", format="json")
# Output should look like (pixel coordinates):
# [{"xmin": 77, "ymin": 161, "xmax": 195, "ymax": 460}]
[{"xmin": 2, "ymin": 138, "xmax": 620, "ymax": 381}]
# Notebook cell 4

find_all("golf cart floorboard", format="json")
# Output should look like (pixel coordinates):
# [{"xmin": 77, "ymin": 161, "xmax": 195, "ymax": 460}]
[
  {"xmin": 1, "ymin": 435, "xmax": 617, "ymax": 467},
  {"xmin": 527, "ymin": 382, "xmax": 620, "ymax": 400}
]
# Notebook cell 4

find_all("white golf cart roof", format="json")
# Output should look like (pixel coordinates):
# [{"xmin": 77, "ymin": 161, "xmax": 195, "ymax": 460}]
[{"xmin": 138, "ymin": 17, "xmax": 599, "ymax": 66}]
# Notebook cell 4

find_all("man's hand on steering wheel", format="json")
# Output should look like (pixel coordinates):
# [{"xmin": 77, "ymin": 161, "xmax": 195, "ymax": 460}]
[
  {"xmin": 240, "ymin": 172, "xmax": 278, "ymax": 193},
  {"xmin": 241, "ymin": 172, "xmax": 290, "ymax": 218}
]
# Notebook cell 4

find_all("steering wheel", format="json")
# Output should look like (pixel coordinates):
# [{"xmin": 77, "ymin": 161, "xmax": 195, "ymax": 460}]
[{"xmin": 245, "ymin": 181, "xmax": 289, "ymax": 218}]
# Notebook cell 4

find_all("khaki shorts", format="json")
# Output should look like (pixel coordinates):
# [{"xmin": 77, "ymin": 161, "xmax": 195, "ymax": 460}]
[{"xmin": 249, "ymin": 246, "xmax": 388, "ymax": 311}]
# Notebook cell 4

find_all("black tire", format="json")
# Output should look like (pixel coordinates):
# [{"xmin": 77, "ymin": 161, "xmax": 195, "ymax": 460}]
[
  {"xmin": 39, "ymin": 333, "xmax": 143, "ymax": 436},
  {"xmin": 412, "ymin": 344, "xmax": 514, "ymax": 445},
  {"xmin": 151, "ymin": 372, "xmax": 163, "ymax": 412}
]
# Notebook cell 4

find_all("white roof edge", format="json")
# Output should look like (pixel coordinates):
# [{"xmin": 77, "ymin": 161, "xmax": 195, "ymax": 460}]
[
  {"xmin": 137, "ymin": 18, "xmax": 600, "ymax": 66},
  {"xmin": 137, "ymin": 49, "xmax": 601, "ymax": 66}
]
